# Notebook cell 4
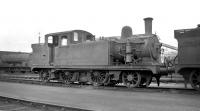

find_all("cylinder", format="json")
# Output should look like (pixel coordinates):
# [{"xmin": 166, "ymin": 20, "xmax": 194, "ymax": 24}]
[{"xmin": 144, "ymin": 17, "xmax": 153, "ymax": 35}]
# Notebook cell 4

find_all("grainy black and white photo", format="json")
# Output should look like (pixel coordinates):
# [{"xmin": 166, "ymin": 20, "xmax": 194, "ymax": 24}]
[{"xmin": 0, "ymin": 0, "xmax": 199, "ymax": 111}]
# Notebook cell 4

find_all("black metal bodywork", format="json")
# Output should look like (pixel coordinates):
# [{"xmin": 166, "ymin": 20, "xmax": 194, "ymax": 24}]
[{"xmin": 175, "ymin": 26, "xmax": 200, "ymax": 91}]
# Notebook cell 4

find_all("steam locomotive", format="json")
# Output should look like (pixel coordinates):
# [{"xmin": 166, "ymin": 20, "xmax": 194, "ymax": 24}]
[
  {"xmin": 0, "ymin": 17, "xmax": 199, "ymax": 91},
  {"xmin": 29, "ymin": 18, "xmax": 172, "ymax": 88}
]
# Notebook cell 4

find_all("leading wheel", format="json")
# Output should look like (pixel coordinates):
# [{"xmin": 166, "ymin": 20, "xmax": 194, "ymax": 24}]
[
  {"xmin": 122, "ymin": 72, "xmax": 141, "ymax": 88},
  {"xmin": 190, "ymin": 70, "xmax": 200, "ymax": 91}
]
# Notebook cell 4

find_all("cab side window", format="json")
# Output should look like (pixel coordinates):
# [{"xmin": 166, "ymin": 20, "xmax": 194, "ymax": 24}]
[
  {"xmin": 48, "ymin": 36, "xmax": 53, "ymax": 43},
  {"xmin": 61, "ymin": 36, "xmax": 68, "ymax": 46},
  {"xmin": 74, "ymin": 32, "xmax": 78, "ymax": 41}
]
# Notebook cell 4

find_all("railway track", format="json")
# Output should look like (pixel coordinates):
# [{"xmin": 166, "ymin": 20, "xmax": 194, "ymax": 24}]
[
  {"xmin": 0, "ymin": 96, "xmax": 90, "ymax": 111},
  {"xmin": 0, "ymin": 73, "xmax": 199, "ymax": 111},
  {"xmin": 0, "ymin": 73, "xmax": 199, "ymax": 95}
]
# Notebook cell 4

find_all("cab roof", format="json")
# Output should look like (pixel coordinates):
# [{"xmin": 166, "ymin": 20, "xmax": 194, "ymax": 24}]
[{"xmin": 45, "ymin": 30, "xmax": 94, "ymax": 37}]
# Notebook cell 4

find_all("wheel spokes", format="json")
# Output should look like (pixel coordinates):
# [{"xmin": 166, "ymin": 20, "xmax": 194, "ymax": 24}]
[
  {"xmin": 91, "ymin": 71, "xmax": 107, "ymax": 86},
  {"xmin": 190, "ymin": 70, "xmax": 200, "ymax": 91},
  {"xmin": 123, "ymin": 72, "xmax": 141, "ymax": 88},
  {"xmin": 62, "ymin": 72, "xmax": 74, "ymax": 84}
]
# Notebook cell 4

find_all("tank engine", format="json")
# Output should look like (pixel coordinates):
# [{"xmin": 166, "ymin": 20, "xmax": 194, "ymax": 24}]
[{"xmin": 30, "ymin": 18, "xmax": 170, "ymax": 87}]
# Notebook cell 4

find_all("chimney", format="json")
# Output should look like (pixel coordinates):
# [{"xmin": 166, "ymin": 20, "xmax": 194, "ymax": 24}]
[{"xmin": 144, "ymin": 17, "xmax": 153, "ymax": 35}]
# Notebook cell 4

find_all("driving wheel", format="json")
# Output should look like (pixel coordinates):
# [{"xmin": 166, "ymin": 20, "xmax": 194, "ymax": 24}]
[
  {"xmin": 90, "ymin": 71, "xmax": 107, "ymax": 86},
  {"xmin": 122, "ymin": 72, "xmax": 141, "ymax": 88}
]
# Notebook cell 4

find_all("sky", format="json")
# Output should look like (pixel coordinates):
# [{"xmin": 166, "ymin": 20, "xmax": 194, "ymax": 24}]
[{"xmin": 0, "ymin": 0, "xmax": 199, "ymax": 52}]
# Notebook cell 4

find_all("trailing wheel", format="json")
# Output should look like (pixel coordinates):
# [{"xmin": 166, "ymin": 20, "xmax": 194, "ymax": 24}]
[
  {"xmin": 62, "ymin": 72, "xmax": 74, "ymax": 84},
  {"xmin": 90, "ymin": 71, "xmax": 108, "ymax": 86},
  {"xmin": 39, "ymin": 71, "xmax": 50, "ymax": 82},
  {"xmin": 189, "ymin": 70, "xmax": 200, "ymax": 91},
  {"xmin": 122, "ymin": 72, "xmax": 141, "ymax": 88}
]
